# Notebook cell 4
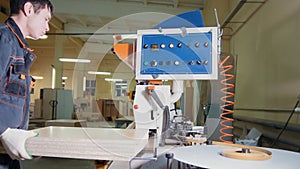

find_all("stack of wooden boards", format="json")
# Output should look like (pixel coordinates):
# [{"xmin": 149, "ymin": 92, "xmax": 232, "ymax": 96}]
[{"xmin": 25, "ymin": 126, "xmax": 149, "ymax": 161}]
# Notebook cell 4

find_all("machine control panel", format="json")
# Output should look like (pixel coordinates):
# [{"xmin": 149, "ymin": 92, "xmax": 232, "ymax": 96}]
[{"xmin": 136, "ymin": 27, "xmax": 219, "ymax": 80}]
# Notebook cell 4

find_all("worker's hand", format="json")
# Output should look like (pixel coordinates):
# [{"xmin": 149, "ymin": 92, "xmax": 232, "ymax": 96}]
[{"xmin": 0, "ymin": 128, "xmax": 39, "ymax": 160}]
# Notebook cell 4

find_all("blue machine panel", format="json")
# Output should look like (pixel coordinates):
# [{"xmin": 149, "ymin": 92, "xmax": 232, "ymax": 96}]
[
  {"xmin": 141, "ymin": 32, "xmax": 212, "ymax": 75},
  {"xmin": 136, "ymin": 27, "xmax": 218, "ymax": 80}
]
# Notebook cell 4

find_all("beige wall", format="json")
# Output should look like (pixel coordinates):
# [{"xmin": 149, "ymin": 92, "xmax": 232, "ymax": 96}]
[
  {"xmin": 30, "ymin": 46, "xmax": 55, "ymax": 100},
  {"xmin": 233, "ymin": 0, "xmax": 300, "ymax": 124},
  {"xmin": 203, "ymin": 0, "xmax": 300, "ymax": 125}
]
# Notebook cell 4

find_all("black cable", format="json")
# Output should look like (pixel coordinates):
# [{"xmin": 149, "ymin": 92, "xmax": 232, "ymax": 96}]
[
  {"xmin": 271, "ymin": 99, "xmax": 299, "ymax": 148},
  {"xmin": 162, "ymin": 106, "xmax": 170, "ymax": 133}
]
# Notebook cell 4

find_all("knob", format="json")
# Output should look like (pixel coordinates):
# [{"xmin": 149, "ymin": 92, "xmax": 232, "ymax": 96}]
[
  {"xmin": 151, "ymin": 60, "xmax": 158, "ymax": 67},
  {"xmin": 204, "ymin": 42, "xmax": 209, "ymax": 47}
]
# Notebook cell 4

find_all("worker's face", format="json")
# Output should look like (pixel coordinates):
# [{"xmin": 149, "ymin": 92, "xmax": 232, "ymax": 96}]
[{"xmin": 27, "ymin": 5, "xmax": 52, "ymax": 39}]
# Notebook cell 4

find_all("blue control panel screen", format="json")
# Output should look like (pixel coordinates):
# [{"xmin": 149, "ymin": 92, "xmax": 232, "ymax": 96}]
[{"xmin": 140, "ymin": 32, "xmax": 213, "ymax": 76}]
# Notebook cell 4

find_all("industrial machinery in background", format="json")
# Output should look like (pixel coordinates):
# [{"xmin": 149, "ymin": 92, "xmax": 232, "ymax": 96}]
[
  {"xmin": 37, "ymin": 88, "xmax": 74, "ymax": 120},
  {"xmin": 113, "ymin": 9, "xmax": 226, "ymax": 146}
]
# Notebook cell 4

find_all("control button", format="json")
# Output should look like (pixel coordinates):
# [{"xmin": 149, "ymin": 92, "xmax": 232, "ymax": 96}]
[
  {"xmin": 189, "ymin": 61, "xmax": 195, "ymax": 65},
  {"xmin": 177, "ymin": 43, "xmax": 183, "ymax": 48},
  {"xmin": 197, "ymin": 60, "xmax": 202, "ymax": 65},
  {"xmin": 151, "ymin": 44, "xmax": 159, "ymax": 49},
  {"xmin": 174, "ymin": 61, "xmax": 180, "ymax": 66},
  {"xmin": 160, "ymin": 44, "xmax": 166, "ymax": 49},
  {"xmin": 195, "ymin": 42, "xmax": 200, "ymax": 48},
  {"xmin": 159, "ymin": 61, "xmax": 164, "ymax": 65},
  {"xmin": 204, "ymin": 42, "xmax": 209, "ymax": 47},
  {"xmin": 204, "ymin": 60, "xmax": 209, "ymax": 65},
  {"xmin": 169, "ymin": 43, "xmax": 174, "ymax": 48},
  {"xmin": 143, "ymin": 61, "xmax": 149, "ymax": 66},
  {"xmin": 151, "ymin": 60, "xmax": 158, "ymax": 67},
  {"xmin": 167, "ymin": 61, "xmax": 172, "ymax": 65},
  {"xmin": 144, "ymin": 44, "xmax": 149, "ymax": 49}
]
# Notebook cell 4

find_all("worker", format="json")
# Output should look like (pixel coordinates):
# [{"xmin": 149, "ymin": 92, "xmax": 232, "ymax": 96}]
[{"xmin": 0, "ymin": 0, "xmax": 54, "ymax": 168}]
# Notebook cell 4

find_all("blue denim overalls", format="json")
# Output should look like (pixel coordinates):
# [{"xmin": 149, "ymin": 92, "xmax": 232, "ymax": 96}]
[{"xmin": 0, "ymin": 18, "xmax": 36, "ymax": 135}]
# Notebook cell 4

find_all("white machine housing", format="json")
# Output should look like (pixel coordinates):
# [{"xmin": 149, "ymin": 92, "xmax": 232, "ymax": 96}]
[{"xmin": 133, "ymin": 85, "xmax": 170, "ymax": 138}]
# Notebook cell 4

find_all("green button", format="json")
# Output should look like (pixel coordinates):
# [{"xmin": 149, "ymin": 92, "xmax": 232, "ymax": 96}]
[{"xmin": 144, "ymin": 62, "xmax": 149, "ymax": 66}]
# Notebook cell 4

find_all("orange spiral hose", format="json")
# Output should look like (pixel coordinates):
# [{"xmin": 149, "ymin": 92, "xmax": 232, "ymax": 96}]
[{"xmin": 219, "ymin": 55, "xmax": 235, "ymax": 143}]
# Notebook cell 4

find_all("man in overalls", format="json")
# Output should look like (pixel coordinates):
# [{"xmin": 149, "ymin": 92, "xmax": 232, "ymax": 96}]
[{"xmin": 0, "ymin": 0, "xmax": 53, "ymax": 168}]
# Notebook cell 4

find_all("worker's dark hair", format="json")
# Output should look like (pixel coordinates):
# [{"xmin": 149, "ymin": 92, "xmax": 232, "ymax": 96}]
[{"xmin": 10, "ymin": 0, "xmax": 54, "ymax": 16}]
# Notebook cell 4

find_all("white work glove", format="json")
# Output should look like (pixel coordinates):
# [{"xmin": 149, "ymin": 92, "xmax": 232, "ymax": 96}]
[{"xmin": 0, "ymin": 128, "xmax": 38, "ymax": 160}]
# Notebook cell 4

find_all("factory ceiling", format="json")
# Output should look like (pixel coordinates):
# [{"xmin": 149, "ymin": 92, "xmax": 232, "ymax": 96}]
[
  {"xmin": 1, "ymin": 0, "xmax": 207, "ymax": 43},
  {"xmin": 50, "ymin": 0, "xmax": 207, "ymax": 49}
]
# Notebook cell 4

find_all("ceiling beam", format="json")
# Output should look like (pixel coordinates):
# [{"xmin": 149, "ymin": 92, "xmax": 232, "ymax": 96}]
[
  {"xmin": 49, "ymin": 16, "xmax": 64, "ymax": 30},
  {"xmin": 51, "ymin": 0, "xmax": 197, "ymax": 19}
]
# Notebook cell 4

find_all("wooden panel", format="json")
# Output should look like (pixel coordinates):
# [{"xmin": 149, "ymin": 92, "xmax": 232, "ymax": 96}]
[
  {"xmin": 98, "ymin": 99, "xmax": 121, "ymax": 121},
  {"xmin": 25, "ymin": 127, "xmax": 149, "ymax": 161},
  {"xmin": 97, "ymin": 99, "xmax": 104, "ymax": 114}
]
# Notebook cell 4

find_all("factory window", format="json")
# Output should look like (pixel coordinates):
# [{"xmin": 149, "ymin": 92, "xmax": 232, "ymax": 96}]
[
  {"xmin": 114, "ymin": 80, "xmax": 128, "ymax": 97},
  {"xmin": 85, "ymin": 79, "xmax": 96, "ymax": 96}
]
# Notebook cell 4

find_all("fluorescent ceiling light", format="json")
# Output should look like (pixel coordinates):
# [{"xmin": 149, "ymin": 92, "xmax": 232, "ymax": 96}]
[
  {"xmin": 83, "ymin": 76, "xmax": 86, "ymax": 91},
  {"xmin": 62, "ymin": 77, "xmax": 68, "ymax": 80},
  {"xmin": 26, "ymin": 35, "xmax": 48, "ymax": 40},
  {"xmin": 88, "ymin": 71, "xmax": 111, "ymax": 75},
  {"xmin": 59, "ymin": 58, "xmax": 91, "ymax": 63},
  {"xmin": 51, "ymin": 67, "xmax": 56, "ymax": 89},
  {"xmin": 118, "ymin": 83, "xmax": 128, "ymax": 85},
  {"xmin": 32, "ymin": 76, "xmax": 44, "ymax": 80},
  {"xmin": 39, "ymin": 35, "xmax": 48, "ymax": 39},
  {"xmin": 105, "ymin": 78, "xmax": 123, "ymax": 82}
]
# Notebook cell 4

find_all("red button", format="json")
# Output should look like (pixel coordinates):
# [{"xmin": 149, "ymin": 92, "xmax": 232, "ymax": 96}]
[{"xmin": 133, "ymin": 105, "xmax": 139, "ymax": 109}]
